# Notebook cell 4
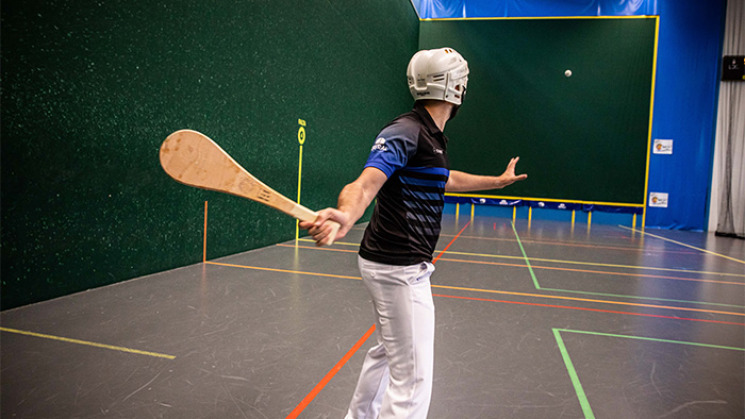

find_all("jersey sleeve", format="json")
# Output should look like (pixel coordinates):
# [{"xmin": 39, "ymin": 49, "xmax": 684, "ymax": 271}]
[{"xmin": 363, "ymin": 119, "xmax": 418, "ymax": 178}]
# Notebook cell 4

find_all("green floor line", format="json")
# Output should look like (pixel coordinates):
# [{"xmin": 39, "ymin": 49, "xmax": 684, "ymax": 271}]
[
  {"xmin": 298, "ymin": 235, "xmax": 744, "ymax": 309},
  {"xmin": 509, "ymin": 225, "xmax": 741, "ymax": 310},
  {"xmin": 511, "ymin": 222, "xmax": 540, "ymax": 290},
  {"xmin": 555, "ymin": 328, "xmax": 745, "ymax": 352},
  {"xmin": 553, "ymin": 329, "xmax": 595, "ymax": 419},
  {"xmin": 552, "ymin": 327, "xmax": 745, "ymax": 419}
]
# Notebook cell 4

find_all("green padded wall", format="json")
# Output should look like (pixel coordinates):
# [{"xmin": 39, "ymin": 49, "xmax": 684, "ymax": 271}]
[
  {"xmin": 1, "ymin": 1, "xmax": 418, "ymax": 309},
  {"xmin": 420, "ymin": 17, "xmax": 657, "ymax": 205}
]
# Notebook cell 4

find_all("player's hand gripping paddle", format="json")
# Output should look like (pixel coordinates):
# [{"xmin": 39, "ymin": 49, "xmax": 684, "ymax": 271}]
[{"xmin": 160, "ymin": 129, "xmax": 340, "ymax": 245}]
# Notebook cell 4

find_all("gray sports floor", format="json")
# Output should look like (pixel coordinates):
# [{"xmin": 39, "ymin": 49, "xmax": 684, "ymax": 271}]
[{"xmin": 2, "ymin": 214, "xmax": 744, "ymax": 418}]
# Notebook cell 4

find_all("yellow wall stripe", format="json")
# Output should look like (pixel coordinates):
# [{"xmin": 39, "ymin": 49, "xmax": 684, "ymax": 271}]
[
  {"xmin": 206, "ymin": 261, "xmax": 360, "ymax": 280},
  {"xmin": 642, "ymin": 16, "xmax": 661, "ymax": 230},
  {"xmin": 445, "ymin": 192, "xmax": 644, "ymax": 208}
]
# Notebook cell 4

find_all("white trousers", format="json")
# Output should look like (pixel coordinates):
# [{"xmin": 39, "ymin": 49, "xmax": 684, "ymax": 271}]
[{"xmin": 345, "ymin": 256, "xmax": 436, "ymax": 419}]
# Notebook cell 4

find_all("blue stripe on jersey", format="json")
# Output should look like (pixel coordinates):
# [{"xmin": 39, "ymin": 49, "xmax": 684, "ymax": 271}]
[
  {"xmin": 365, "ymin": 161, "xmax": 397, "ymax": 178},
  {"xmin": 399, "ymin": 176, "xmax": 447, "ymax": 189},
  {"xmin": 402, "ymin": 166, "xmax": 450, "ymax": 177},
  {"xmin": 403, "ymin": 189, "xmax": 442, "ymax": 201}
]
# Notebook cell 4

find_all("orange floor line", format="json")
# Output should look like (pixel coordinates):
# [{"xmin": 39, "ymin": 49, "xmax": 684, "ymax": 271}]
[
  {"xmin": 277, "ymin": 244, "xmax": 744, "ymax": 286},
  {"xmin": 286, "ymin": 324, "xmax": 376, "ymax": 419},
  {"xmin": 207, "ymin": 260, "xmax": 744, "ymax": 318}
]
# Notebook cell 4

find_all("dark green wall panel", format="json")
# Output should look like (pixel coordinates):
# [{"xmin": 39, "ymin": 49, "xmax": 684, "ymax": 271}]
[
  {"xmin": 1, "ymin": 0, "xmax": 418, "ymax": 309},
  {"xmin": 420, "ymin": 18, "xmax": 657, "ymax": 204}
]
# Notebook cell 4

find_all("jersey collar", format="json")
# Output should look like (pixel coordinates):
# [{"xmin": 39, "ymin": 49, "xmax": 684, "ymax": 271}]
[
  {"xmin": 412, "ymin": 101, "xmax": 448, "ymax": 146},
  {"xmin": 413, "ymin": 101, "xmax": 443, "ymax": 136}
]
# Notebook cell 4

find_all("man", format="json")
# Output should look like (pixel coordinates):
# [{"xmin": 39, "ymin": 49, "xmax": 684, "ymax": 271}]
[{"xmin": 300, "ymin": 47, "xmax": 527, "ymax": 418}]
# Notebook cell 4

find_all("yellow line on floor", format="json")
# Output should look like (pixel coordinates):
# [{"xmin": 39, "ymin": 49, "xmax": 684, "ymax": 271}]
[
  {"xmin": 206, "ymin": 261, "xmax": 360, "ymax": 280},
  {"xmin": 0, "ymin": 327, "xmax": 176, "ymax": 360},
  {"xmin": 619, "ymin": 226, "xmax": 745, "ymax": 265},
  {"xmin": 444, "ymin": 250, "xmax": 745, "ymax": 278},
  {"xmin": 281, "ymin": 243, "xmax": 742, "ymax": 286},
  {"xmin": 435, "ymin": 257, "xmax": 744, "ymax": 286},
  {"xmin": 294, "ymin": 239, "xmax": 745, "ymax": 278},
  {"xmin": 207, "ymin": 260, "xmax": 745, "ymax": 318}
]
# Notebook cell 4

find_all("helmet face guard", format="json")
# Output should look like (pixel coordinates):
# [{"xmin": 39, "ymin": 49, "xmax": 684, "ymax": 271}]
[{"xmin": 407, "ymin": 48, "xmax": 469, "ymax": 106}]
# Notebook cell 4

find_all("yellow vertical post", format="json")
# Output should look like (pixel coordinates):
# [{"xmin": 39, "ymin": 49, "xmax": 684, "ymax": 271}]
[
  {"xmin": 571, "ymin": 209, "xmax": 576, "ymax": 228},
  {"xmin": 296, "ymin": 119, "xmax": 307, "ymax": 244},
  {"xmin": 640, "ymin": 16, "xmax": 659, "ymax": 236},
  {"xmin": 571, "ymin": 209, "xmax": 576, "ymax": 234},
  {"xmin": 512, "ymin": 206, "xmax": 516, "ymax": 224}
]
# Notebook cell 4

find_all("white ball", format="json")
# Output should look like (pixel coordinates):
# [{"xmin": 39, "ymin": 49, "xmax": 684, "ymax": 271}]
[{"xmin": 564, "ymin": 69, "xmax": 572, "ymax": 77}]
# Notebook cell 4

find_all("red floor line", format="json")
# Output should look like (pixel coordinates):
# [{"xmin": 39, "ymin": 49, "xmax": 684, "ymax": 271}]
[
  {"xmin": 433, "ymin": 221, "xmax": 471, "ymax": 264},
  {"xmin": 285, "ymin": 292, "xmax": 743, "ymax": 418},
  {"xmin": 209, "ymin": 259, "xmax": 744, "ymax": 315},
  {"xmin": 436, "ymin": 257, "xmax": 745, "ymax": 286},
  {"xmin": 286, "ymin": 324, "xmax": 376, "ymax": 419},
  {"xmin": 278, "ymin": 244, "xmax": 743, "ymax": 286},
  {"xmin": 432, "ymin": 294, "xmax": 745, "ymax": 326}
]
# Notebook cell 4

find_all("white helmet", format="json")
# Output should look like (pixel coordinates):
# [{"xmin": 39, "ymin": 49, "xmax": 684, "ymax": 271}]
[{"xmin": 407, "ymin": 47, "xmax": 469, "ymax": 105}]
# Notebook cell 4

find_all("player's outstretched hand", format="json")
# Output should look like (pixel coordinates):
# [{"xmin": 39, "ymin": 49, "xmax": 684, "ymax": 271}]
[{"xmin": 500, "ymin": 157, "xmax": 528, "ymax": 187}]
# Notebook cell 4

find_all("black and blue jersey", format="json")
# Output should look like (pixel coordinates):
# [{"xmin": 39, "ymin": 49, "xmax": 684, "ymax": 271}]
[{"xmin": 359, "ymin": 102, "xmax": 450, "ymax": 266}]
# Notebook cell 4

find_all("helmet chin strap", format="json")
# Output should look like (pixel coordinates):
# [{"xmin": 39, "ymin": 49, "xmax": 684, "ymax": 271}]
[{"xmin": 448, "ymin": 104, "xmax": 460, "ymax": 121}]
